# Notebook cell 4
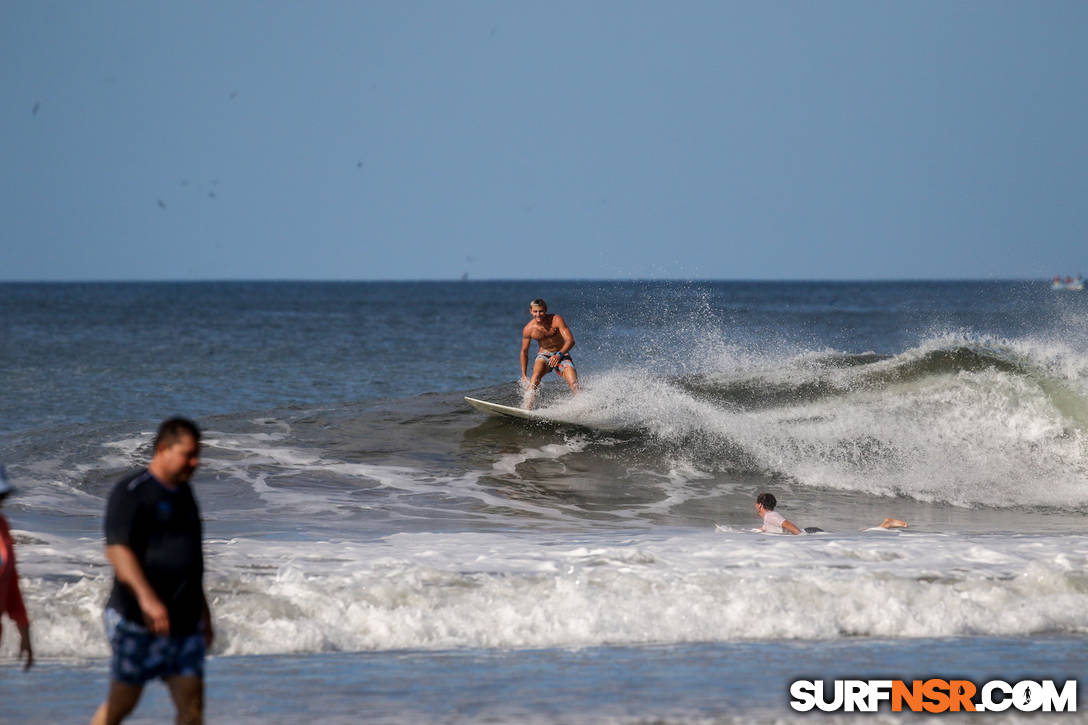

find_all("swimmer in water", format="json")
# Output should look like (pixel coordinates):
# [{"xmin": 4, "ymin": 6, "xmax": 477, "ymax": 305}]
[{"xmin": 756, "ymin": 492, "xmax": 907, "ymax": 534}]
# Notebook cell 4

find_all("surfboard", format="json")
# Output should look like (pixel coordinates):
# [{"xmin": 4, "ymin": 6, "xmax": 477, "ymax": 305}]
[
  {"xmin": 464, "ymin": 396, "xmax": 624, "ymax": 432},
  {"xmin": 464, "ymin": 396, "xmax": 543, "ymax": 421}
]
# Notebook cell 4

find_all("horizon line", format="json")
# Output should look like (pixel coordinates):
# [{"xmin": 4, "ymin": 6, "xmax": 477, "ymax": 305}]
[{"xmin": 0, "ymin": 276, "xmax": 1060, "ymax": 285}]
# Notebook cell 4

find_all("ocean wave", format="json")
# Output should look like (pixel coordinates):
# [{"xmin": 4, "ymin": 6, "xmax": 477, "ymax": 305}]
[
  {"xmin": 8, "ymin": 530, "xmax": 1088, "ymax": 659},
  {"xmin": 537, "ymin": 333, "xmax": 1088, "ymax": 510}
]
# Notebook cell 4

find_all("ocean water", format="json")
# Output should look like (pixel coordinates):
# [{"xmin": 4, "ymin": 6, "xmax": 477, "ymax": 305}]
[{"xmin": 1, "ymin": 280, "xmax": 1086, "ymax": 723}]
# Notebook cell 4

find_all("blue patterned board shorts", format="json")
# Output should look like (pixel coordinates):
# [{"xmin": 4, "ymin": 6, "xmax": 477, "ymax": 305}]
[
  {"xmin": 105, "ymin": 608, "xmax": 205, "ymax": 684},
  {"xmin": 536, "ymin": 351, "xmax": 574, "ymax": 374}
]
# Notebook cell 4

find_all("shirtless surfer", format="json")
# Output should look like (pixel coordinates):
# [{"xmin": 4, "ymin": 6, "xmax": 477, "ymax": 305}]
[{"xmin": 520, "ymin": 299, "xmax": 578, "ymax": 409}]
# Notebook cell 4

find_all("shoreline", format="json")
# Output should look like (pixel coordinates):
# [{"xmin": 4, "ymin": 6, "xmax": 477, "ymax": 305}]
[{"xmin": 6, "ymin": 635, "xmax": 1086, "ymax": 723}]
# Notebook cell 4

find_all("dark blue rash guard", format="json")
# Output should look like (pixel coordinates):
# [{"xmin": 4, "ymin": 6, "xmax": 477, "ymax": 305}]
[{"xmin": 105, "ymin": 469, "xmax": 205, "ymax": 636}]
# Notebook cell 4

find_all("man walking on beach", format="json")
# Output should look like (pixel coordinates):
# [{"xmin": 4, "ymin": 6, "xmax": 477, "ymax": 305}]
[
  {"xmin": 92, "ymin": 418, "xmax": 213, "ymax": 725},
  {"xmin": 520, "ymin": 298, "xmax": 579, "ymax": 408}
]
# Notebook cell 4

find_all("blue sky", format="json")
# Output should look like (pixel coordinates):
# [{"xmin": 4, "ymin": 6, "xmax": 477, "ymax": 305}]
[{"xmin": 2, "ymin": 1, "xmax": 1086, "ymax": 281}]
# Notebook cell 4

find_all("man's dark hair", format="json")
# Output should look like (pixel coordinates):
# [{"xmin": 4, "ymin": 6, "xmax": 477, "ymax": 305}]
[
  {"xmin": 154, "ymin": 417, "xmax": 201, "ymax": 452},
  {"xmin": 756, "ymin": 492, "xmax": 777, "ymax": 510},
  {"xmin": 530, "ymin": 298, "xmax": 548, "ymax": 310}
]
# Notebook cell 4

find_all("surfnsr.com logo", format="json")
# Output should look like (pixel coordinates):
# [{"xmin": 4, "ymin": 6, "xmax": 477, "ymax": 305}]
[{"xmin": 790, "ymin": 679, "xmax": 1078, "ymax": 713}]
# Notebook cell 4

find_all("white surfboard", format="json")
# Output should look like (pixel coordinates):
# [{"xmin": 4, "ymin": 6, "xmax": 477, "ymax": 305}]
[{"xmin": 464, "ymin": 396, "xmax": 543, "ymax": 421}]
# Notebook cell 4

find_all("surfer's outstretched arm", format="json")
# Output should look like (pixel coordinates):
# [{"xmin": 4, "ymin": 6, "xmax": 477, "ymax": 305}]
[
  {"xmin": 781, "ymin": 518, "xmax": 802, "ymax": 535},
  {"xmin": 519, "ymin": 331, "xmax": 538, "ymax": 408},
  {"xmin": 878, "ymin": 518, "xmax": 908, "ymax": 528},
  {"xmin": 519, "ymin": 331, "xmax": 532, "ymax": 383}
]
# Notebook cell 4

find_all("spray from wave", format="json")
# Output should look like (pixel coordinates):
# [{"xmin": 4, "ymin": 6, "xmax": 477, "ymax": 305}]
[{"xmin": 540, "ymin": 332, "xmax": 1088, "ymax": 510}]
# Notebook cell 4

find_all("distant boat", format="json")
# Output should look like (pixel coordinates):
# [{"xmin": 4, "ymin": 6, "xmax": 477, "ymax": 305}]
[{"xmin": 1052, "ymin": 275, "xmax": 1084, "ymax": 291}]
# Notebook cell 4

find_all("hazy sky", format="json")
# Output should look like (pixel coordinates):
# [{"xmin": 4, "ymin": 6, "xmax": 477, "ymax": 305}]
[{"xmin": 3, "ymin": 1, "xmax": 1086, "ymax": 281}]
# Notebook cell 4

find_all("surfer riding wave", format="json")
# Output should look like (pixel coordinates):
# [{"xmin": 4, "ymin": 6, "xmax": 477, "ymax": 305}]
[{"xmin": 520, "ymin": 298, "xmax": 579, "ymax": 409}]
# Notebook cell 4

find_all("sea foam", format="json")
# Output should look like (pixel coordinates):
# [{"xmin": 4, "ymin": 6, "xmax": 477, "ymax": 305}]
[{"xmin": 7, "ymin": 529, "xmax": 1087, "ymax": 659}]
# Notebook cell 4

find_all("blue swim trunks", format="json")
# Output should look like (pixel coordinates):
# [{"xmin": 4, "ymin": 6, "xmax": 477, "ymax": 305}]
[
  {"xmin": 105, "ymin": 608, "xmax": 206, "ymax": 684},
  {"xmin": 536, "ymin": 351, "xmax": 574, "ymax": 374}
]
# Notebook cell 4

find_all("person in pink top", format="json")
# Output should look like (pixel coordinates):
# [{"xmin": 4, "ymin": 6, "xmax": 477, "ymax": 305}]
[
  {"xmin": 756, "ymin": 492, "xmax": 906, "ymax": 535},
  {"xmin": 0, "ymin": 465, "xmax": 33, "ymax": 670},
  {"xmin": 755, "ymin": 492, "xmax": 804, "ymax": 534}
]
